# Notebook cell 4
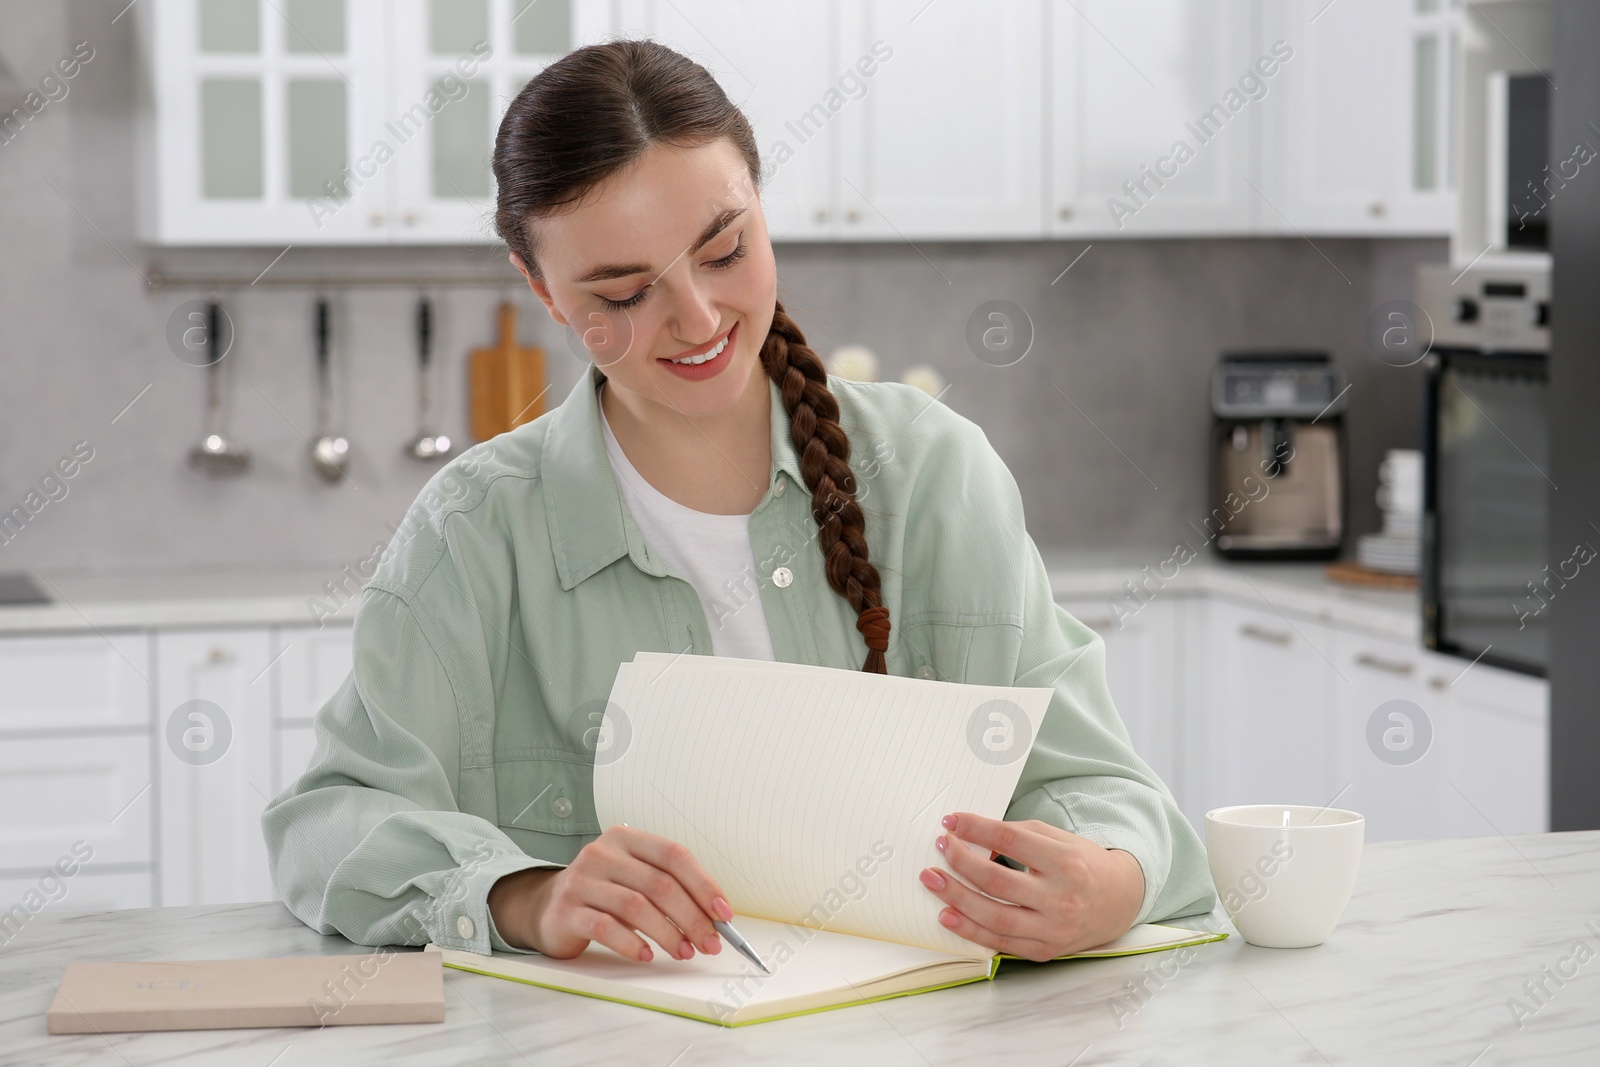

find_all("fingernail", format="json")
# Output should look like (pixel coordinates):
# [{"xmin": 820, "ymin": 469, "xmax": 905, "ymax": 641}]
[
  {"xmin": 640, "ymin": 945, "xmax": 653, "ymax": 962},
  {"xmin": 935, "ymin": 835, "xmax": 948, "ymax": 852},
  {"xmin": 920, "ymin": 868, "xmax": 946, "ymax": 891},
  {"xmin": 678, "ymin": 939, "xmax": 695, "ymax": 960},
  {"xmin": 701, "ymin": 934, "xmax": 722, "ymax": 954},
  {"xmin": 939, "ymin": 909, "xmax": 960, "ymax": 929},
  {"xmin": 941, "ymin": 814, "xmax": 957, "ymax": 830},
  {"xmin": 712, "ymin": 896, "xmax": 733, "ymax": 921}
]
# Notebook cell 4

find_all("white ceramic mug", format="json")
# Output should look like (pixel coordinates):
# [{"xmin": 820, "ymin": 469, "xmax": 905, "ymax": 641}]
[{"xmin": 1205, "ymin": 804, "xmax": 1365, "ymax": 948}]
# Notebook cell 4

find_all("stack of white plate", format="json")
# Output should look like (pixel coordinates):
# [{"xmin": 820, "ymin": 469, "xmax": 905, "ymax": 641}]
[{"xmin": 1358, "ymin": 450, "xmax": 1422, "ymax": 574}]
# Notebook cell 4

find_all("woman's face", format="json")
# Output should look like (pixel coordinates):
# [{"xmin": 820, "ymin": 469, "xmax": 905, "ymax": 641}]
[{"xmin": 516, "ymin": 138, "xmax": 778, "ymax": 421}]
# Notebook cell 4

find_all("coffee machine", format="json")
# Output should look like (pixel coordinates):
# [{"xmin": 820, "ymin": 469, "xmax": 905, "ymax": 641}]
[{"xmin": 1209, "ymin": 351, "xmax": 1347, "ymax": 559}]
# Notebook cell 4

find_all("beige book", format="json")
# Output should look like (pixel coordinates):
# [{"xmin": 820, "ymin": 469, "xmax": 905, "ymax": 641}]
[
  {"xmin": 46, "ymin": 952, "xmax": 444, "ymax": 1034},
  {"xmin": 435, "ymin": 653, "xmax": 1226, "ymax": 1026}
]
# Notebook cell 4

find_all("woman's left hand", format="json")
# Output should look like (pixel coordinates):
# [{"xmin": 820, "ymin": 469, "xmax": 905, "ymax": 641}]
[{"xmin": 918, "ymin": 812, "xmax": 1146, "ymax": 961}]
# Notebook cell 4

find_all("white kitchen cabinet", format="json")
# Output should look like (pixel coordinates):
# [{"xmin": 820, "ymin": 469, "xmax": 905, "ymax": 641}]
[
  {"xmin": 154, "ymin": 628, "xmax": 277, "ymax": 905},
  {"xmin": 1437, "ymin": 658, "xmax": 1547, "ymax": 837},
  {"xmin": 1185, "ymin": 596, "xmax": 1338, "ymax": 827},
  {"xmin": 0, "ymin": 735, "xmax": 155, "ymax": 873},
  {"xmin": 1329, "ymin": 628, "xmax": 1546, "ymax": 842},
  {"xmin": 834, "ymin": 0, "xmax": 1045, "ymax": 239},
  {"xmin": 0, "ymin": 631, "xmax": 154, "ymax": 911},
  {"xmin": 1056, "ymin": 596, "xmax": 1185, "ymax": 800},
  {"xmin": 0, "ymin": 631, "xmax": 151, "ymax": 733},
  {"xmin": 387, "ymin": 0, "xmax": 613, "ymax": 243},
  {"xmin": 137, "ymin": 0, "xmax": 610, "ymax": 245},
  {"xmin": 614, "ymin": 1, "xmax": 836, "ymax": 241},
  {"xmin": 1329, "ymin": 629, "xmax": 1452, "ymax": 843},
  {"xmin": 1048, "ymin": 0, "xmax": 1257, "ymax": 237},
  {"xmin": 271, "ymin": 624, "xmax": 355, "ymax": 791},
  {"xmin": 137, "ymin": 0, "xmax": 393, "ymax": 244},
  {"xmin": 1254, "ymin": 0, "xmax": 1459, "ymax": 235},
  {"xmin": 0, "ymin": 870, "xmax": 154, "ymax": 918}
]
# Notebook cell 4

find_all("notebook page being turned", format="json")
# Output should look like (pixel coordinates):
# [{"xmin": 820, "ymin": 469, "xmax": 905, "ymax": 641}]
[{"xmin": 594, "ymin": 654, "xmax": 1051, "ymax": 956}]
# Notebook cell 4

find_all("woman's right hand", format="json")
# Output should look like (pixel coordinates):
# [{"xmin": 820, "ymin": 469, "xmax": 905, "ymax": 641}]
[{"xmin": 487, "ymin": 824, "xmax": 733, "ymax": 962}]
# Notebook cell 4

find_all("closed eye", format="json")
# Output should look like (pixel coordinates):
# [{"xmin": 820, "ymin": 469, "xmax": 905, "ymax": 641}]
[{"xmin": 596, "ymin": 235, "xmax": 748, "ymax": 312}]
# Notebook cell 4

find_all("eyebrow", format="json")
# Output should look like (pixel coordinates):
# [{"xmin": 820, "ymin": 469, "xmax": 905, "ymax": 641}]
[{"xmin": 573, "ymin": 207, "xmax": 747, "ymax": 284}]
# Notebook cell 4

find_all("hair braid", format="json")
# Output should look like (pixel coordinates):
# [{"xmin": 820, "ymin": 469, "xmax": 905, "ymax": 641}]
[{"xmin": 760, "ymin": 300, "xmax": 891, "ymax": 673}]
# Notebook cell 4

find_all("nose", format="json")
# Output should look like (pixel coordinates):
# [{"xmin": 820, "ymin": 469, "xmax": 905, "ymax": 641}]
[{"xmin": 665, "ymin": 266, "xmax": 721, "ymax": 347}]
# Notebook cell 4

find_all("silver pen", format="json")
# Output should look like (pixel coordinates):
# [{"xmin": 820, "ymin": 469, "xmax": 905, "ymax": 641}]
[
  {"xmin": 618, "ymin": 823, "xmax": 771, "ymax": 974},
  {"xmin": 713, "ymin": 918, "xmax": 772, "ymax": 975}
]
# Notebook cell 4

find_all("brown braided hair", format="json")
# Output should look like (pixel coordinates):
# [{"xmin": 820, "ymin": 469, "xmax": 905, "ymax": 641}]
[{"xmin": 492, "ymin": 39, "xmax": 891, "ymax": 673}]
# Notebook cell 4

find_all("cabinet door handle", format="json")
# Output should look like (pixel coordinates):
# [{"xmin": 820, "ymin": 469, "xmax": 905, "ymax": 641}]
[
  {"xmin": 813, "ymin": 207, "xmax": 829, "ymax": 223},
  {"xmin": 1355, "ymin": 652, "xmax": 1415, "ymax": 676},
  {"xmin": 845, "ymin": 207, "xmax": 861, "ymax": 223},
  {"xmin": 207, "ymin": 646, "xmax": 234, "ymax": 665},
  {"xmin": 1239, "ymin": 623, "xmax": 1291, "ymax": 646}
]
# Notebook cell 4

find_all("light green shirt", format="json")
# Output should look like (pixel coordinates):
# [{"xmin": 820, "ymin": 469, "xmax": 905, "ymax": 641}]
[{"xmin": 262, "ymin": 363, "xmax": 1215, "ymax": 955}]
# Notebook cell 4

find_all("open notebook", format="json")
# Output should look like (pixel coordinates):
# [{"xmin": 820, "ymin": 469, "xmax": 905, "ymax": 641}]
[{"xmin": 435, "ymin": 653, "xmax": 1225, "ymax": 1025}]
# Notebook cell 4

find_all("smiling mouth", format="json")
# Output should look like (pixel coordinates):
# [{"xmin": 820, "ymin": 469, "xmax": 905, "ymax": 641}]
[{"xmin": 663, "ymin": 325, "xmax": 734, "ymax": 366}]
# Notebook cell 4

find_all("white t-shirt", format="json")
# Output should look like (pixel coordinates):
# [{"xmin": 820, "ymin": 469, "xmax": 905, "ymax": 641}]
[{"xmin": 598, "ymin": 395, "xmax": 776, "ymax": 661}]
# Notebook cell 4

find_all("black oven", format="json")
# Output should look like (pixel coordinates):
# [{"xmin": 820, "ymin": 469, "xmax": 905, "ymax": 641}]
[{"xmin": 1417, "ymin": 263, "xmax": 1551, "ymax": 677}]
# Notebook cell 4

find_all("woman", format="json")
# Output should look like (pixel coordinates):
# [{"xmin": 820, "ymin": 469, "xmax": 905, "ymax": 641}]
[{"xmin": 263, "ymin": 39, "xmax": 1213, "ymax": 968}]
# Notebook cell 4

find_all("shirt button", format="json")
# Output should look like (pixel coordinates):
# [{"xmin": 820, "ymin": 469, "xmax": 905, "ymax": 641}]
[
  {"xmin": 917, "ymin": 665, "xmax": 937, "ymax": 680},
  {"xmin": 456, "ymin": 915, "xmax": 475, "ymax": 940},
  {"xmin": 553, "ymin": 796, "xmax": 573, "ymax": 818},
  {"xmin": 772, "ymin": 566, "xmax": 793, "ymax": 588},
  {"xmin": 773, "ymin": 479, "xmax": 786, "ymax": 498}
]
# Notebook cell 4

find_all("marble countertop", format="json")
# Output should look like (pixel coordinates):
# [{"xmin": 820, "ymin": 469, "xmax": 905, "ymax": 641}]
[
  {"xmin": 2, "ymin": 830, "xmax": 1593, "ymax": 1065},
  {"xmin": 0, "ymin": 549, "xmax": 1417, "ymax": 640}
]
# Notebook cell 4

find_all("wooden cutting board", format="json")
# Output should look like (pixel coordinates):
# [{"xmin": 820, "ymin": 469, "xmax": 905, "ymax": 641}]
[
  {"xmin": 1326, "ymin": 560, "xmax": 1419, "ymax": 589},
  {"xmin": 469, "ymin": 300, "xmax": 548, "ymax": 442}
]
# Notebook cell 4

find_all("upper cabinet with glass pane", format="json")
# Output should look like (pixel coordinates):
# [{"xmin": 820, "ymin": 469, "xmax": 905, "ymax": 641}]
[
  {"xmin": 136, "ymin": 0, "xmax": 609, "ymax": 245},
  {"xmin": 136, "ymin": 0, "xmax": 1458, "ymax": 246},
  {"xmin": 1253, "ymin": 0, "xmax": 1459, "ymax": 234}
]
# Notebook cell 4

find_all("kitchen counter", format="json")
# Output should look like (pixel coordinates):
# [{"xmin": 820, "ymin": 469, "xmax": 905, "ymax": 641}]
[
  {"xmin": 3, "ymin": 830, "xmax": 1593, "ymax": 1065},
  {"xmin": 1039, "ymin": 548, "xmax": 1420, "ymax": 642},
  {"xmin": 0, "ymin": 549, "xmax": 1419, "ymax": 640},
  {"xmin": 0, "ymin": 565, "xmax": 359, "ymax": 633}
]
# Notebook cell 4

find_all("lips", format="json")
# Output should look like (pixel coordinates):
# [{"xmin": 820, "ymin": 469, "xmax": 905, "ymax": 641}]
[{"xmin": 659, "ymin": 321, "xmax": 737, "ymax": 382}]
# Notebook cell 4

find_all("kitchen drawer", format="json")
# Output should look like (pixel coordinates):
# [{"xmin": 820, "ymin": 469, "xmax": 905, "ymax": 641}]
[
  {"xmin": 0, "ymin": 631, "xmax": 151, "ymax": 733},
  {"xmin": 0, "ymin": 735, "xmax": 154, "ymax": 869},
  {"xmin": 0, "ymin": 868, "xmax": 154, "ymax": 923}
]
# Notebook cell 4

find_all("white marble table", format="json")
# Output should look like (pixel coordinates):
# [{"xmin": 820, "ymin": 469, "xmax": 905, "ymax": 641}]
[{"xmin": 4, "ymin": 832, "xmax": 1595, "ymax": 1066}]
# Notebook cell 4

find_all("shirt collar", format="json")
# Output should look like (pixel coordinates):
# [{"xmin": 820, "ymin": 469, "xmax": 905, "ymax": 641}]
[{"xmin": 542, "ymin": 362, "xmax": 806, "ymax": 591}]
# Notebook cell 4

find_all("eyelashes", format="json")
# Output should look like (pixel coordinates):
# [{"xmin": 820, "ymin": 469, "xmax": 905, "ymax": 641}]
[{"xmin": 597, "ymin": 236, "xmax": 748, "ymax": 311}]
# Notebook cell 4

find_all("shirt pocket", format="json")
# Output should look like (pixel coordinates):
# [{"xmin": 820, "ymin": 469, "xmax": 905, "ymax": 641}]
[
  {"xmin": 901, "ymin": 614, "xmax": 1022, "ymax": 687},
  {"xmin": 899, "ymin": 616, "xmax": 976, "ymax": 682},
  {"xmin": 494, "ymin": 754, "xmax": 601, "ymax": 861}
]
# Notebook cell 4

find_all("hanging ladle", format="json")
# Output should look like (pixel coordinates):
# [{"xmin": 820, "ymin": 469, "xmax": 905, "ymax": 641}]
[
  {"xmin": 188, "ymin": 299, "xmax": 250, "ymax": 474},
  {"xmin": 407, "ymin": 295, "xmax": 453, "ymax": 461},
  {"xmin": 309, "ymin": 297, "xmax": 350, "ymax": 482}
]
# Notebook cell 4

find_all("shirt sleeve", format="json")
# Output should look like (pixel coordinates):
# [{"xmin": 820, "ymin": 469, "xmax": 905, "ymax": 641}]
[
  {"xmin": 1002, "ymin": 534, "xmax": 1217, "ymax": 927},
  {"xmin": 919, "ymin": 408, "xmax": 1215, "ymax": 927},
  {"xmin": 261, "ymin": 585, "xmax": 563, "ymax": 956}
]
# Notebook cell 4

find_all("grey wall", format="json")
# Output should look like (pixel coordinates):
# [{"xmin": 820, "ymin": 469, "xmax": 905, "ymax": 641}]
[{"xmin": 0, "ymin": 1, "xmax": 1445, "ymax": 576}]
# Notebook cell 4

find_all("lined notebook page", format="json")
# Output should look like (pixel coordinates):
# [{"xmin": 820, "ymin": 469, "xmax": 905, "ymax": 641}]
[
  {"xmin": 593, "ymin": 653, "xmax": 1052, "ymax": 957},
  {"xmin": 444, "ymin": 915, "xmax": 980, "ymax": 1020}
]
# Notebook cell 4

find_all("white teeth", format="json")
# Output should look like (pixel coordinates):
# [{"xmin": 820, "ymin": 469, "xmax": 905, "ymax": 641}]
[{"xmin": 670, "ymin": 334, "xmax": 730, "ymax": 365}]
